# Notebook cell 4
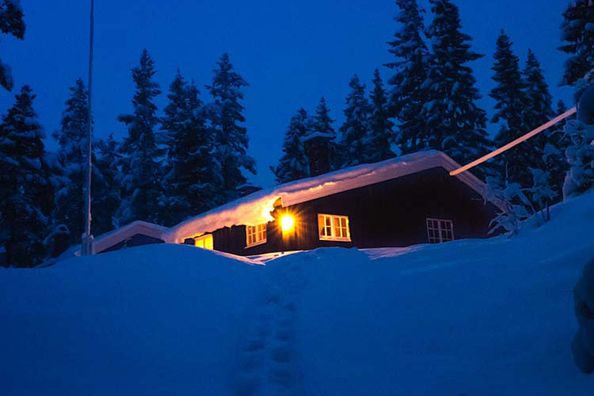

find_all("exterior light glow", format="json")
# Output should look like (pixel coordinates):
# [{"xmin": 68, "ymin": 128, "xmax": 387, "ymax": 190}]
[{"xmin": 281, "ymin": 214, "xmax": 296, "ymax": 233}]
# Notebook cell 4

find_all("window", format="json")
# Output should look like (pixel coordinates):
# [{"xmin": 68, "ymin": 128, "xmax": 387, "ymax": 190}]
[
  {"xmin": 426, "ymin": 218, "xmax": 454, "ymax": 243},
  {"xmin": 194, "ymin": 234, "xmax": 213, "ymax": 250},
  {"xmin": 246, "ymin": 223, "xmax": 267, "ymax": 247},
  {"xmin": 318, "ymin": 214, "xmax": 351, "ymax": 242}
]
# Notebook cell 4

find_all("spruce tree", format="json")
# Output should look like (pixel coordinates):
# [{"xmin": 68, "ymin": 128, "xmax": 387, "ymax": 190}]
[
  {"xmin": 0, "ymin": 0, "xmax": 25, "ymax": 91},
  {"xmin": 559, "ymin": 1, "xmax": 594, "ymax": 86},
  {"xmin": 207, "ymin": 53, "xmax": 255, "ymax": 201},
  {"xmin": 422, "ymin": 0, "xmax": 491, "ymax": 174},
  {"xmin": 523, "ymin": 50, "xmax": 554, "ymax": 129},
  {"xmin": 385, "ymin": 0, "xmax": 429, "ymax": 154},
  {"xmin": 0, "ymin": 86, "xmax": 52, "ymax": 267},
  {"xmin": 544, "ymin": 100, "xmax": 570, "ymax": 197},
  {"xmin": 490, "ymin": 31, "xmax": 531, "ymax": 185},
  {"xmin": 310, "ymin": 97, "xmax": 335, "ymax": 138},
  {"xmin": 303, "ymin": 97, "xmax": 338, "ymax": 174},
  {"xmin": 54, "ymin": 80, "xmax": 120, "ymax": 240},
  {"xmin": 564, "ymin": 76, "xmax": 594, "ymax": 197},
  {"xmin": 521, "ymin": 50, "xmax": 567, "ymax": 199},
  {"xmin": 162, "ymin": 72, "xmax": 221, "ymax": 225},
  {"xmin": 368, "ymin": 69, "xmax": 395, "ymax": 162},
  {"xmin": 272, "ymin": 108, "xmax": 310, "ymax": 184},
  {"xmin": 339, "ymin": 75, "xmax": 372, "ymax": 166},
  {"xmin": 117, "ymin": 49, "xmax": 163, "ymax": 224},
  {"xmin": 93, "ymin": 134, "xmax": 121, "ymax": 235},
  {"xmin": 52, "ymin": 79, "xmax": 89, "ymax": 244}
]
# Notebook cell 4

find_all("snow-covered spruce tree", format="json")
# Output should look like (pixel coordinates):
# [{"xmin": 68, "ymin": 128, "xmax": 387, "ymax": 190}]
[
  {"xmin": 563, "ymin": 75, "xmax": 594, "ymax": 198},
  {"xmin": 339, "ymin": 75, "xmax": 372, "ymax": 167},
  {"xmin": 117, "ymin": 49, "xmax": 164, "ymax": 224},
  {"xmin": 523, "ymin": 50, "xmax": 554, "ymax": 132},
  {"xmin": 93, "ymin": 134, "xmax": 121, "ymax": 235},
  {"xmin": 572, "ymin": 258, "xmax": 594, "ymax": 374},
  {"xmin": 272, "ymin": 108, "xmax": 310, "ymax": 184},
  {"xmin": 0, "ymin": 0, "xmax": 25, "ymax": 91},
  {"xmin": 207, "ymin": 53, "xmax": 255, "ymax": 202},
  {"xmin": 367, "ymin": 69, "xmax": 395, "ymax": 162},
  {"xmin": 559, "ymin": 0, "xmax": 594, "ymax": 86},
  {"xmin": 385, "ymin": 0, "xmax": 428, "ymax": 154},
  {"xmin": 51, "ymin": 79, "xmax": 89, "ymax": 244},
  {"xmin": 490, "ymin": 31, "xmax": 532, "ymax": 185},
  {"xmin": 422, "ymin": 0, "xmax": 492, "ymax": 176},
  {"xmin": 302, "ymin": 97, "xmax": 338, "ymax": 175},
  {"xmin": 52, "ymin": 80, "xmax": 119, "ymax": 245},
  {"xmin": 161, "ymin": 73, "xmax": 221, "ymax": 225},
  {"xmin": 0, "ymin": 86, "xmax": 53, "ymax": 267},
  {"xmin": 544, "ymin": 100, "xmax": 571, "ymax": 197},
  {"xmin": 522, "ymin": 50, "xmax": 566, "ymax": 202}
]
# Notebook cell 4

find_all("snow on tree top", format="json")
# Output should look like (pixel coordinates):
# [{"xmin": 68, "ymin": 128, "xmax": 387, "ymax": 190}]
[
  {"xmin": 300, "ymin": 130, "xmax": 335, "ymax": 143},
  {"xmin": 166, "ymin": 150, "xmax": 493, "ymax": 243}
]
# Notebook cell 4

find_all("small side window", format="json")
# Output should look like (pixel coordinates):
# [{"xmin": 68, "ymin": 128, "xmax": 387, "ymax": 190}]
[
  {"xmin": 318, "ymin": 214, "xmax": 351, "ymax": 242},
  {"xmin": 426, "ymin": 218, "xmax": 454, "ymax": 243},
  {"xmin": 194, "ymin": 234, "xmax": 213, "ymax": 250},
  {"xmin": 246, "ymin": 223, "xmax": 267, "ymax": 247}
]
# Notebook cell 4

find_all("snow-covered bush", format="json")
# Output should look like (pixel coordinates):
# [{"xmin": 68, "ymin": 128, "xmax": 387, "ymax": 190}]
[
  {"xmin": 527, "ymin": 168, "xmax": 556, "ymax": 222},
  {"xmin": 572, "ymin": 258, "xmax": 594, "ymax": 374},
  {"xmin": 485, "ymin": 177, "xmax": 533, "ymax": 236}
]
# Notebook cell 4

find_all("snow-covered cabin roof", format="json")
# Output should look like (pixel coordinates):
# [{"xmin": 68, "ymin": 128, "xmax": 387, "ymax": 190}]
[
  {"xmin": 70, "ymin": 221, "xmax": 168, "ymax": 255},
  {"xmin": 166, "ymin": 150, "xmax": 495, "ymax": 243}
]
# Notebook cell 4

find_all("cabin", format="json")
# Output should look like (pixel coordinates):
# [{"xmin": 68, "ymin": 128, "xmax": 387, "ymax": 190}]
[
  {"xmin": 164, "ymin": 150, "xmax": 501, "ymax": 256},
  {"xmin": 77, "ymin": 150, "xmax": 501, "ymax": 257}
]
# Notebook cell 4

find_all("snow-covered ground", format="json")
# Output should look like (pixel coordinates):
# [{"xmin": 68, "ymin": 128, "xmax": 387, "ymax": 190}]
[{"xmin": 2, "ymin": 194, "xmax": 594, "ymax": 395}]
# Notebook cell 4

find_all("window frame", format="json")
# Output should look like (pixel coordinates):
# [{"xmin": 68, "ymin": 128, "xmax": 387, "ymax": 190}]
[
  {"xmin": 426, "ymin": 218, "xmax": 455, "ymax": 244},
  {"xmin": 194, "ymin": 233, "xmax": 214, "ymax": 250},
  {"xmin": 317, "ymin": 214, "xmax": 351, "ymax": 242},
  {"xmin": 246, "ymin": 223, "xmax": 267, "ymax": 248}
]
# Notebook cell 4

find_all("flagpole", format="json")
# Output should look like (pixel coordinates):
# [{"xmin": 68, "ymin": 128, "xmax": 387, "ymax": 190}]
[{"xmin": 82, "ymin": 0, "xmax": 95, "ymax": 255}]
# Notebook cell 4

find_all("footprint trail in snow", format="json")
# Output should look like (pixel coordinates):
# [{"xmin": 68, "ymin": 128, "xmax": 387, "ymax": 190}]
[{"xmin": 233, "ymin": 258, "xmax": 307, "ymax": 396}]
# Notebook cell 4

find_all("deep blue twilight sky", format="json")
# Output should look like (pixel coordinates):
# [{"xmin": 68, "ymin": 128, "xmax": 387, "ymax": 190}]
[{"xmin": 1, "ymin": 0, "xmax": 572, "ymax": 187}]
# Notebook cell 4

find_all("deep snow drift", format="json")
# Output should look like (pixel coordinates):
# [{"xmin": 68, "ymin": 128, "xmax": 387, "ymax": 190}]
[{"xmin": 2, "ymin": 194, "xmax": 594, "ymax": 395}]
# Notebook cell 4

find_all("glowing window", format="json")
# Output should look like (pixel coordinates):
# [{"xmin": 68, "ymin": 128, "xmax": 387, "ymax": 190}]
[
  {"xmin": 318, "ymin": 214, "xmax": 351, "ymax": 242},
  {"xmin": 246, "ymin": 223, "xmax": 267, "ymax": 247},
  {"xmin": 426, "ymin": 218, "xmax": 454, "ymax": 243},
  {"xmin": 194, "ymin": 234, "xmax": 213, "ymax": 250}
]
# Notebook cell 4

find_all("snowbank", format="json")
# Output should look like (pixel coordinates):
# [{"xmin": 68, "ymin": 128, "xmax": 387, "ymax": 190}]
[{"xmin": 1, "ymin": 193, "xmax": 594, "ymax": 395}]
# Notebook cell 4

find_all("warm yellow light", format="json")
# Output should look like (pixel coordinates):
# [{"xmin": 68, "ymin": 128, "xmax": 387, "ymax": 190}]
[{"xmin": 281, "ymin": 214, "xmax": 295, "ymax": 233}]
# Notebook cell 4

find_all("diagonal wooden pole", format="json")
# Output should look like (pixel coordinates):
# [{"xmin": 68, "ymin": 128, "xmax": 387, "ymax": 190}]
[{"xmin": 450, "ymin": 107, "xmax": 577, "ymax": 177}]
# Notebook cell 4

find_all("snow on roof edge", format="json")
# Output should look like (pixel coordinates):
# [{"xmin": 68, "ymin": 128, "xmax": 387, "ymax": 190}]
[
  {"xmin": 166, "ymin": 150, "xmax": 495, "ymax": 243},
  {"xmin": 67, "ymin": 221, "xmax": 169, "ymax": 256}
]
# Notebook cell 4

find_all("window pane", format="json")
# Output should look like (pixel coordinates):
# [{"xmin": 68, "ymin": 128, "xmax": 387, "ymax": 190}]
[
  {"xmin": 427, "ymin": 218, "xmax": 454, "ymax": 243},
  {"xmin": 332, "ymin": 217, "xmax": 340, "ymax": 235},
  {"xmin": 318, "ymin": 214, "xmax": 351, "ymax": 241}
]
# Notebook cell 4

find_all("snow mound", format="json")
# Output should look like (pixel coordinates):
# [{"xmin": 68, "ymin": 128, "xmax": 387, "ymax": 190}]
[{"xmin": 2, "ymin": 194, "xmax": 594, "ymax": 395}]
